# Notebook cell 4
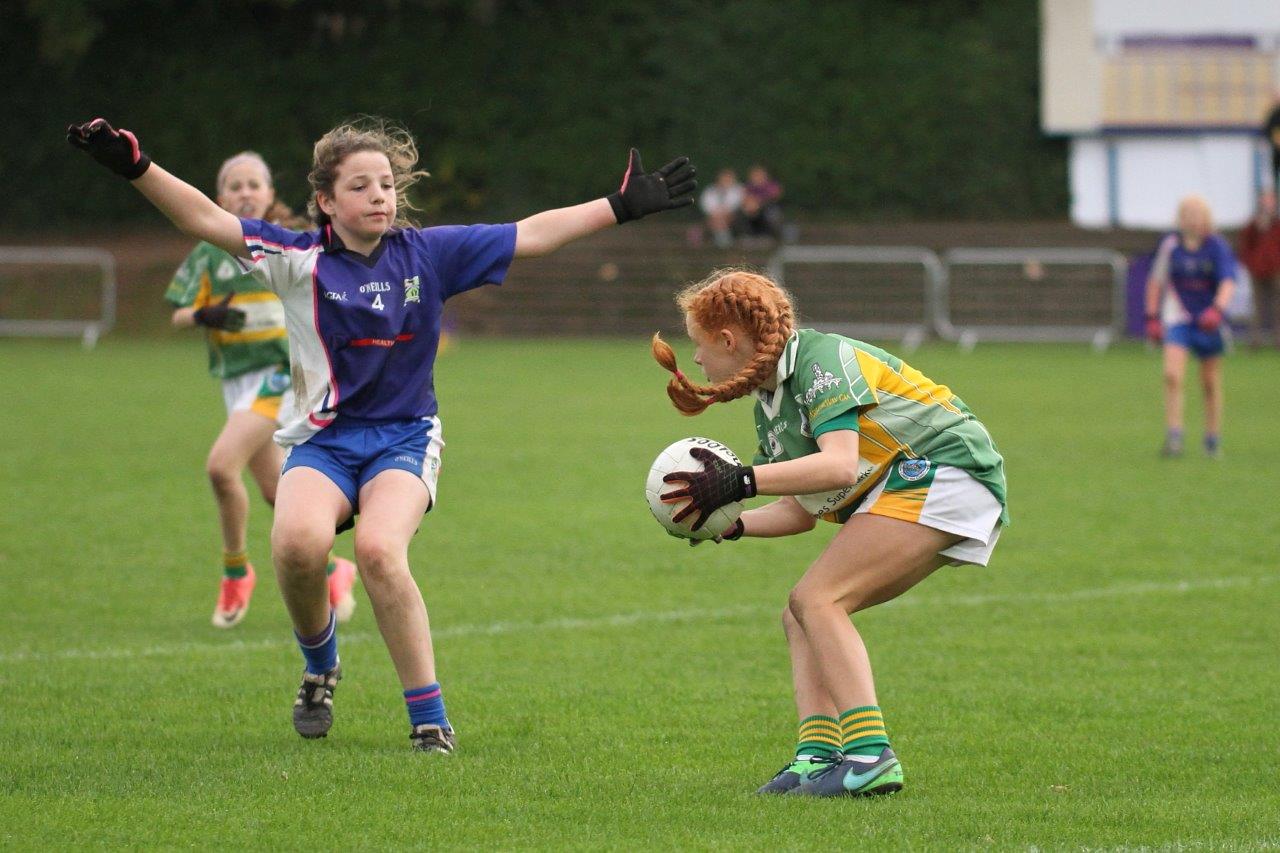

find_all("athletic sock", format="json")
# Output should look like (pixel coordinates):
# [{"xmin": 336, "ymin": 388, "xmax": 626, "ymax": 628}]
[
  {"xmin": 1167, "ymin": 427, "xmax": 1184, "ymax": 441},
  {"xmin": 1204, "ymin": 433, "xmax": 1220, "ymax": 452},
  {"xmin": 840, "ymin": 705, "xmax": 891, "ymax": 757},
  {"xmin": 295, "ymin": 610, "xmax": 338, "ymax": 675},
  {"xmin": 223, "ymin": 549, "xmax": 248, "ymax": 580},
  {"xmin": 404, "ymin": 683, "xmax": 450, "ymax": 729},
  {"xmin": 325, "ymin": 553, "xmax": 337, "ymax": 576},
  {"xmin": 795, "ymin": 715, "xmax": 842, "ymax": 759}
]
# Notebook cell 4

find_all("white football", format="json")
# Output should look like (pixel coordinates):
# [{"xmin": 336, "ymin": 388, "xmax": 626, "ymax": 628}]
[{"xmin": 645, "ymin": 437, "xmax": 745, "ymax": 540}]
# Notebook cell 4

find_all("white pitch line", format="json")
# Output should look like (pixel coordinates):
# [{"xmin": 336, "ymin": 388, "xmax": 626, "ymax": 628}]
[{"xmin": 0, "ymin": 574, "xmax": 1272, "ymax": 666}]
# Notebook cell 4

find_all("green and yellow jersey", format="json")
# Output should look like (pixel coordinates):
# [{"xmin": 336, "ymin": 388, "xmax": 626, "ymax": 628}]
[
  {"xmin": 752, "ymin": 329, "xmax": 1008, "ymax": 524},
  {"xmin": 165, "ymin": 241, "xmax": 289, "ymax": 379}
]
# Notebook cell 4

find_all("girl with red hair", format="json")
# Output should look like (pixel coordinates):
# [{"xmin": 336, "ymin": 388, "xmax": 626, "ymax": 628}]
[{"xmin": 654, "ymin": 269, "xmax": 1007, "ymax": 797}]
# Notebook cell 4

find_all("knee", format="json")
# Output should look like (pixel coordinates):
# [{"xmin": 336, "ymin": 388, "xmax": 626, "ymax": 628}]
[
  {"xmin": 206, "ymin": 455, "xmax": 240, "ymax": 494},
  {"xmin": 1163, "ymin": 370, "xmax": 1182, "ymax": 391},
  {"xmin": 781, "ymin": 603, "xmax": 802, "ymax": 637},
  {"xmin": 787, "ymin": 585, "xmax": 828, "ymax": 627},
  {"xmin": 271, "ymin": 523, "xmax": 329, "ymax": 575},
  {"xmin": 354, "ymin": 536, "xmax": 405, "ymax": 584}
]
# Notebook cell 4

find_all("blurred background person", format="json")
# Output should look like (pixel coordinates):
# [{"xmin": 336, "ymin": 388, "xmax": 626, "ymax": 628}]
[
  {"xmin": 1238, "ymin": 189, "xmax": 1280, "ymax": 348},
  {"xmin": 1144, "ymin": 195, "xmax": 1238, "ymax": 459},
  {"xmin": 739, "ymin": 164, "xmax": 785, "ymax": 242},
  {"xmin": 698, "ymin": 168, "xmax": 744, "ymax": 247}
]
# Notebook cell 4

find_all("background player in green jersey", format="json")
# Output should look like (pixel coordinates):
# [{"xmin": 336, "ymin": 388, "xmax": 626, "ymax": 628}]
[
  {"xmin": 653, "ymin": 268, "xmax": 1007, "ymax": 797},
  {"xmin": 165, "ymin": 151, "xmax": 356, "ymax": 629}
]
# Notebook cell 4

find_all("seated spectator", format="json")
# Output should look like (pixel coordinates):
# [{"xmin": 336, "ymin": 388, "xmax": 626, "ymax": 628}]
[
  {"xmin": 740, "ymin": 164, "xmax": 785, "ymax": 242},
  {"xmin": 1239, "ymin": 189, "xmax": 1280, "ymax": 348},
  {"xmin": 699, "ymin": 168, "xmax": 744, "ymax": 247}
]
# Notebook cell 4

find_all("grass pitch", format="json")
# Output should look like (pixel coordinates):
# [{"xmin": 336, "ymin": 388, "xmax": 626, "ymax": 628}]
[{"xmin": 1, "ymin": 337, "xmax": 1277, "ymax": 849}]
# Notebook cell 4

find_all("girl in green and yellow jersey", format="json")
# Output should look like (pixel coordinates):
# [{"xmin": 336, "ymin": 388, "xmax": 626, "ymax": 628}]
[
  {"xmin": 653, "ymin": 269, "xmax": 1007, "ymax": 798},
  {"xmin": 165, "ymin": 152, "xmax": 355, "ymax": 629}
]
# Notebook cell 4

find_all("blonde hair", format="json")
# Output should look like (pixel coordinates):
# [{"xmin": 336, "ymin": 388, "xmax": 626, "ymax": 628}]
[
  {"xmin": 651, "ymin": 268, "xmax": 796, "ymax": 415},
  {"xmin": 1177, "ymin": 194, "xmax": 1214, "ymax": 233},
  {"xmin": 215, "ymin": 150, "xmax": 273, "ymax": 195},
  {"xmin": 214, "ymin": 151, "xmax": 307, "ymax": 227},
  {"xmin": 307, "ymin": 116, "xmax": 429, "ymax": 228}
]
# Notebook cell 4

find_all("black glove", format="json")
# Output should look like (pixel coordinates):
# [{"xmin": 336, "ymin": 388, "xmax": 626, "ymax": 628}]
[
  {"xmin": 66, "ymin": 118, "xmax": 151, "ymax": 180},
  {"xmin": 193, "ymin": 293, "xmax": 246, "ymax": 331},
  {"xmin": 661, "ymin": 447, "xmax": 756, "ymax": 532},
  {"xmin": 682, "ymin": 518, "xmax": 746, "ymax": 547},
  {"xmin": 607, "ymin": 148, "xmax": 696, "ymax": 224}
]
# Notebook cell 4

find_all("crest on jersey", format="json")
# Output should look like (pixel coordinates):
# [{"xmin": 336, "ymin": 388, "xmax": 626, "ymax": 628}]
[
  {"xmin": 403, "ymin": 275, "xmax": 421, "ymax": 305},
  {"xmin": 897, "ymin": 459, "xmax": 930, "ymax": 482},
  {"xmin": 801, "ymin": 363, "xmax": 842, "ymax": 406}
]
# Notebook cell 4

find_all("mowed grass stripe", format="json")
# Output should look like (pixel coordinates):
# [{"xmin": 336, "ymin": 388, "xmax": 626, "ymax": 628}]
[{"xmin": 2, "ymin": 573, "xmax": 1270, "ymax": 664}]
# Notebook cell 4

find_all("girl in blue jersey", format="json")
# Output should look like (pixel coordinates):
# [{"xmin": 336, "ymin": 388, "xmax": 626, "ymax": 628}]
[
  {"xmin": 70, "ymin": 116, "xmax": 696, "ymax": 752},
  {"xmin": 1143, "ymin": 195, "xmax": 1237, "ymax": 458}
]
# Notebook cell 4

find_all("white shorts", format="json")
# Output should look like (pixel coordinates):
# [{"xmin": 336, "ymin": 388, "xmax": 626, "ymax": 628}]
[
  {"xmin": 853, "ymin": 460, "xmax": 1004, "ymax": 566},
  {"xmin": 220, "ymin": 365, "xmax": 295, "ymax": 424}
]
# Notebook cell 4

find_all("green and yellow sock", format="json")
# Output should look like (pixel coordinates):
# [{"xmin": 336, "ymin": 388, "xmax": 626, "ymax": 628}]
[
  {"xmin": 840, "ymin": 705, "xmax": 890, "ymax": 757},
  {"xmin": 325, "ymin": 553, "xmax": 337, "ymax": 576},
  {"xmin": 796, "ymin": 715, "xmax": 842, "ymax": 759},
  {"xmin": 223, "ymin": 549, "xmax": 248, "ymax": 580}
]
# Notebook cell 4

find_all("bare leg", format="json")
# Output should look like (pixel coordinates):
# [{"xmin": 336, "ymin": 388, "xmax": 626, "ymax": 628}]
[
  {"xmin": 206, "ymin": 410, "xmax": 278, "ymax": 553},
  {"xmin": 787, "ymin": 514, "xmax": 961, "ymax": 712},
  {"xmin": 246, "ymin": 431, "xmax": 285, "ymax": 508},
  {"xmin": 1201, "ymin": 356, "xmax": 1223, "ymax": 437},
  {"xmin": 1162, "ymin": 343, "xmax": 1188, "ymax": 433},
  {"xmin": 782, "ymin": 606, "xmax": 839, "ymax": 720},
  {"xmin": 271, "ymin": 467, "xmax": 347, "ymax": 636},
  {"xmin": 354, "ymin": 470, "xmax": 435, "ymax": 689}
]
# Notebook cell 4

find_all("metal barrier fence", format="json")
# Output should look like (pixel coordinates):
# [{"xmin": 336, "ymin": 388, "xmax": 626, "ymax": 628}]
[
  {"xmin": 938, "ymin": 248, "xmax": 1128, "ymax": 350},
  {"xmin": 767, "ymin": 245, "xmax": 1128, "ymax": 350},
  {"xmin": 0, "ymin": 247, "xmax": 117, "ymax": 348},
  {"xmin": 766, "ymin": 246, "xmax": 944, "ymax": 351}
]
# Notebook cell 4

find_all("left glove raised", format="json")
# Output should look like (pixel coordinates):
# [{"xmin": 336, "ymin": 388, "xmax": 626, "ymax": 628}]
[
  {"xmin": 193, "ymin": 292, "xmax": 246, "ymax": 331},
  {"xmin": 607, "ymin": 148, "xmax": 696, "ymax": 224},
  {"xmin": 661, "ymin": 447, "xmax": 756, "ymax": 532},
  {"xmin": 66, "ymin": 118, "xmax": 151, "ymax": 180}
]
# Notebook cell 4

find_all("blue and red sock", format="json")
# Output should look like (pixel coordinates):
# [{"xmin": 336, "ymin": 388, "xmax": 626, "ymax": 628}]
[
  {"xmin": 404, "ymin": 683, "xmax": 450, "ymax": 730},
  {"xmin": 295, "ymin": 611, "xmax": 338, "ymax": 675}
]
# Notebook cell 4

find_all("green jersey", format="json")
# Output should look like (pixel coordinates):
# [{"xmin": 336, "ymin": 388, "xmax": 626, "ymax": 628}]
[
  {"xmin": 752, "ymin": 329, "xmax": 1008, "ymax": 523},
  {"xmin": 165, "ymin": 241, "xmax": 289, "ymax": 379}
]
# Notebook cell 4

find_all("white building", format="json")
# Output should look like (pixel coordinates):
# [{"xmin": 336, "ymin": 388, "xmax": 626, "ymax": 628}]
[{"xmin": 1042, "ymin": 0, "xmax": 1279, "ymax": 229}]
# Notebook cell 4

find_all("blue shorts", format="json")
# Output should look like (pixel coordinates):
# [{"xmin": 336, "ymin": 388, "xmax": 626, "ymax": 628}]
[
  {"xmin": 282, "ymin": 416, "xmax": 445, "ymax": 511},
  {"xmin": 1165, "ymin": 323, "xmax": 1226, "ymax": 359}
]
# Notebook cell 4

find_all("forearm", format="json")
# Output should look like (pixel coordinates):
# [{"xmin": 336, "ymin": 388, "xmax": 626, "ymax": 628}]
[
  {"xmin": 1213, "ymin": 279, "xmax": 1235, "ymax": 311},
  {"xmin": 133, "ymin": 165, "xmax": 243, "ymax": 253},
  {"xmin": 514, "ymin": 199, "xmax": 616, "ymax": 258},
  {"xmin": 171, "ymin": 307, "xmax": 197, "ymax": 328},
  {"xmin": 1144, "ymin": 278, "xmax": 1164, "ymax": 316},
  {"xmin": 739, "ymin": 497, "xmax": 817, "ymax": 537},
  {"xmin": 752, "ymin": 451, "xmax": 860, "ymax": 497}
]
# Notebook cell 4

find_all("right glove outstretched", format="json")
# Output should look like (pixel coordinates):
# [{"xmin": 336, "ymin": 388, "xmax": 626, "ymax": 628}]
[{"xmin": 67, "ymin": 118, "xmax": 151, "ymax": 180}]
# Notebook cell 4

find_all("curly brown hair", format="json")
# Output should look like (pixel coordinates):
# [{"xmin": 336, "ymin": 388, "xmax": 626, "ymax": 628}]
[
  {"xmin": 307, "ymin": 116, "xmax": 429, "ymax": 228},
  {"xmin": 651, "ymin": 268, "xmax": 796, "ymax": 415}
]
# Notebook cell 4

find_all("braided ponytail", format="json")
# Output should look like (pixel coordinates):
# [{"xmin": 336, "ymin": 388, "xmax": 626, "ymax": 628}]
[{"xmin": 652, "ymin": 269, "xmax": 796, "ymax": 416}]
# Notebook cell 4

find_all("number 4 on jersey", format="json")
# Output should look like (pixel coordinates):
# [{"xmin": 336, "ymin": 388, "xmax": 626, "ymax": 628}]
[{"xmin": 372, "ymin": 293, "xmax": 385, "ymax": 311}]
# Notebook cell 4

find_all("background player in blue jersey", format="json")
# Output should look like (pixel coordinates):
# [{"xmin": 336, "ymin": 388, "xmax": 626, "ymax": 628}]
[
  {"xmin": 1144, "ymin": 195, "xmax": 1237, "ymax": 458},
  {"xmin": 69, "ymin": 116, "xmax": 695, "ymax": 752}
]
